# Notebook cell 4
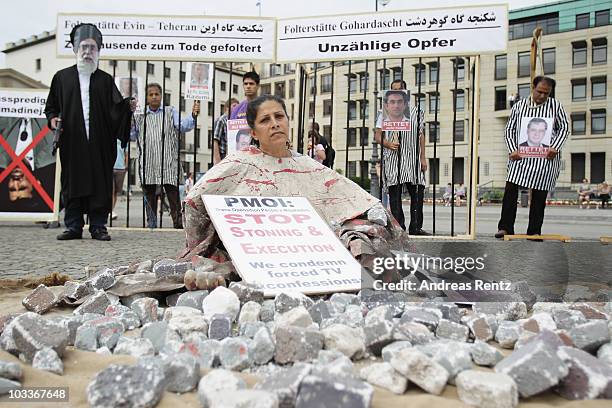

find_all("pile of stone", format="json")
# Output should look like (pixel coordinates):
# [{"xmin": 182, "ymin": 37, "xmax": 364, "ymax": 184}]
[{"xmin": 0, "ymin": 258, "xmax": 611, "ymax": 408}]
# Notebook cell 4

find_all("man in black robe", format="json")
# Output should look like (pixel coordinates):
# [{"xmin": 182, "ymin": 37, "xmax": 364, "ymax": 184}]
[{"xmin": 45, "ymin": 23, "xmax": 135, "ymax": 241}]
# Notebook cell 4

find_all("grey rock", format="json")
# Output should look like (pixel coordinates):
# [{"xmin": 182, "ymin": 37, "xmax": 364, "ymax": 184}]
[
  {"xmin": 360, "ymin": 362, "xmax": 407, "ymax": 394},
  {"xmin": 198, "ymin": 369, "xmax": 246, "ymax": 408},
  {"xmin": 367, "ymin": 205, "xmax": 388, "ymax": 226},
  {"xmin": 307, "ymin": 301, "xmax": 331, "ymax": 324},
  {"xmin": 176, "ymin": 290, "xmax": 209, "ymax": 310},
  {"xmin": 495, "ymin": 321, "xmax": 522, "ymax": 349},
  {"xmin": 295, "ymin": 374, "xmax": 373, "ymax": 408},
  {"xmin": 400, "ymin": 306, "xmax": 442, "ymax": 331},
  {"xmin": 63, "ymin": 280, "xmax": 93, "ymax": 301},
  {"xmin": 180, "ymin": 339, "xmax": 220, "ymax": 369},
  {"xmin": 229, "ymin": 281, "xmax": 265, "ymax": 305},
  {"xmin": 311, "ymin": 353, "xmax": 354, "ymax": 380},
  {"xmin": 251, "ymin": 327, "xmax": 275, "ymax": 365},
  {"xmin": 597, "ymin": 342, "xmax": 612, "ymax": 365},
  {"xmin": 168, "ymin": 314, "xmax": 208, "ymax": 338},
  {"xmin": 274, "ymin": 326, "xmax": 324, "ymax": 364},
  {"xmin": 456, "ymin": 370, "xmax": 518, "ymax": 408},
  {"xmin": 520, "ymin": 313, "xmax": 557, "ymax": 333},
  {"xmin": 240, "ymin": 321, "xmax": 268, "ymax": 339},
  {"xmin": 470, "ymin": 340, "xmax": 504, "ymax": 366},
  {"xmin": 0, "ymin": 319, "xmax": 18, "ymax": 355},
  {"xmin": 473, "ymin": 302, "xmax": 527, "ymax": 321},
  {"xmin": 275, "ymin": 306, "xmax": 314, "ymax": 329},
  {"xmin": 274, "ymin": 292, "xmax": 314, "ymax": 314},
  {"xmin": 140, "ymin": 321, "xmax": 170, "ymax": 354},
  {"xmin": 73, "ymin": 290, "xmax": 110, "ymax": 315},
  {"xmin": 435, "ymin": 318, "xmax": 469, "ymax": 342},
  {"xmin": 59, "ymin": 315, "xmax": 84, "ymax": 346},
  {"xmin": 364, "ymin": 305, "xmax": 395, "ymax": 326},
  {"xmin": 131, "ymin": 297, "xmax": 159, "ymax": 325},
  {"xmin": 510, "ymin": 281, "xmax": 537, "ymax": 310},
  {"xmin": 165, "ymin": 292, "xmax": 181, "ymax": 307},
  {"xmin": 552, "ymin": 309, "xmax": 588, "ymax": 331},
  {"xmin": 136, "ymin": 259, "xmax": 153, "ymax": 273},
  {"xmin": 328, "ymin": 293, "xmax": 359, "ymax": 313},
  {"xmin": 0, "ymin": 378, "xmax": 21, "ymax": 395},
  {"xmin": 153, "ymin": 258, "xmax": 191, "ymax": 280},
  {"xmin": 208, "ymin": 314, "xmax": 232, "ymax": 340},
  {"xmin": 22, "ymin": 284, "xmax": 58, "ymax": 314},
  {"xmin": 220, "ymin": 337, "xmax": 252, "ymax": 371},
  {"xmin": 105, "ymin": 304, "xmax": 141, "ymax": 330},
  {"xmin": 86, "ymin": 364, "xmax": 167, "ymax": 408},
  {"xmin": 120, "ymin": 293, "xmax": 148, "ymax": 308},
  {"xmin": 74, "ymin": 324, "xmax": 98, "ymax": 351},
  {"xmin": 87, "ymin": 268, "xmax": 116, "ymax": 290},
  {"xmin": 556, "ymin": 346, "xmax": 612, "ymax": 399},
  {"xmin": 32, "ymin": 347, "xmax": 63, "ymax": 375},
  {"xmin": 0, "ymin": 360, "xmax": 22, "ymax": 380},
  {"xmin": 321, "ymin": 324, "xmax": 365, "ymax": 360},
  {"xmin": 320, "ymin": 305, "xmax": 364, "ymax": 329},
  {"xmin": 95, "ymin": 347, "xmax": 112, "ymax": 356},
  {"xmin": 568, "ymin": 320, "xmax": 611, "ymax": 352},
  {"xmin": 113, "ymin": 337, "xmax": 155, "ymax": 358},
  {"xmin": 495, "ymin": 339, "xmax": 568, "ymax": 398},
  {"xmin": 417, "ymin": 340, "xmax": 472, "ymax": 383},
  {"xmin": 364, "ymin": 319, "xmax": 395, "ymax": 355},
  {"xmin": 202, "ymin": 286, "xmax": 240, "ymax": 322},
  {"xmin": 260, "ymin": 300, "xmax": 276, "ymax": 323},
  {"xmin": 465, "ymin": 314, "xmax": 494, "ymax": 342},
  {"xmin": 11, "ymin": 312, "xmax": 69, "ymax": 362},
  {"xmin": 202, "ymin": 390, "xmax": 279, "ymax": 408},
  {"xmin": 390, "ymin": 348, "xmax": 449, "ymax": 395},
  {"xmin": 393, "ymin": 321, "xmax": 434, "ymax": 345},
  {"xmin": 83, "ymin": 316, "xmax": 125, "ymax": 350},
  {"xmin": 163, "ymin": 353, "xmax": 200, "ymax": 393},
  {"xmin": 381, "ymin": 341, "xmax": 412, "ymax": 363},
  {"xmin": 515, "ymin": 329, "xmax": 571, "ymax": 351},
  {"xmin": 255, "ymin": 363, "xmax": 311, "ymax": 407},
  {"xmin": 238, "ymin": 301, "xmax": 262, "ymax": 325}
]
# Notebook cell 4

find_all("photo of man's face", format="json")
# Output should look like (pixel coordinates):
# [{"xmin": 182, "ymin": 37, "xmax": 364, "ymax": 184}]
[
  {"xmin": 385, "ymin": 93, "xmax": 406, "ymax": 119},
  {"xmin": 191, "ymin": 64, "xmax": 208, "ymax": 85},
  {"xmin": 236, "ymin": 132, "xmax": 251, "ymax": 150},
  {"xmin": 8, "ymin": 166, "xmax": 33, "ymax": 201},
  {"xmin": 119, "ymin": 78, "xmax": 138, "ymax": 99},
  {"xmin": 527, "ymin": 118, "xmax": 548, "ymax": 146}
]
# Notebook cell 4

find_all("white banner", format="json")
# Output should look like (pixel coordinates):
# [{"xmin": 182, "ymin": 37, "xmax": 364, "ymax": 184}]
[
  {"xmin": 185, "ymin": 62, "xmax": 214, "ymax": 101},
  {"xmin": 277, "ymin": 5, "xmax": 508, "ymax": 62},
  {"xmin": 202, "ymin": 195, "xmax": 362, "ymax": 296},
  {"xmin": 0, "ymin": 90, "xmax": 47, "ymax": 118},
  {"xmin": 57, "ymin": 14, "xmax": 276, "ymax": 61}
]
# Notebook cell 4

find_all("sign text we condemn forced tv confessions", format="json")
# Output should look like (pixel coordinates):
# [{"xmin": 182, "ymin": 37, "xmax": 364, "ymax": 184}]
[{"xmin": 276, "ymin": 4, "xmax": 507, "ymax": 62}]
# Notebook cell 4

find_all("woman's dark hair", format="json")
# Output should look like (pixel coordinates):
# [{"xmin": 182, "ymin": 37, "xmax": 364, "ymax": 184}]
[
  {"xmin": 246, "ymin": 94, "xmax": 289, "ymax": 130},
  {"xmin": 307, "ymin": 130, "xmax": 320, "ymax": 144}
]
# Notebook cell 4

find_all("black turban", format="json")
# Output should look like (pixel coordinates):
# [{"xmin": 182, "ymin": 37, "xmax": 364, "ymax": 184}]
[{"xmin": 70, "ymin": 23, "xmax": 103, "ymax": 52}]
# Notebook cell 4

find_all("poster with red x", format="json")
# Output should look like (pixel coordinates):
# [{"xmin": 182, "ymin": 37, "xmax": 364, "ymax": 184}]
[{"xmin": 0, "ymin": 89, "xmax": 60, "ymax": 221}]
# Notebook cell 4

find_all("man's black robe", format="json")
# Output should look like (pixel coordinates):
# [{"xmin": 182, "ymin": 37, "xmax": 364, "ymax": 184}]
[{"xmin": 45, "ymin": 65, "xmax": 132, "ymax": 213}]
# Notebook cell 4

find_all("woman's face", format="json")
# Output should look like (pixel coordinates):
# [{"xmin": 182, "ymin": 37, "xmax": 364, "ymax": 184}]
[{"xmin": 250, "ymin": 100, "xmax": 289, "ymax": 153}]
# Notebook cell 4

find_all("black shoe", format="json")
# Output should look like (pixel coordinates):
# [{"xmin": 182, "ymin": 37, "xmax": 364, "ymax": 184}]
[
  {"xmin": 414, "ymin": 229, "xmax": 431, "ymax": 236},
  {"xmin": 57, "ymin": 230, "xmax": 82, "ymax": 240},
  {"xmin": 91, "ymin": 230, "xmax": 111, "ymax": 241},
  {"xmin": 494, "ymin": 229, "xmax": 508, "ymax": 239}
]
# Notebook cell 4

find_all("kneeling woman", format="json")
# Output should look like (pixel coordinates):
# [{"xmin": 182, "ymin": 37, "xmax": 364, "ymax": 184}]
[{"xmin": 181, "ymin": 95, "xmax": 408, "ymax": 288}]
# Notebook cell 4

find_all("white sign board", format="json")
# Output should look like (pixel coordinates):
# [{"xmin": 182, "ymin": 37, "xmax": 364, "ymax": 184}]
[
  {"xmin": 202, "ymin": 195, "xmax": 363, "ymax": 296},
  {"xmin": 185, "ymin": 62, "xmax": 214, "ymax": 101},
  {"xmin": 277, "ymin": 4, "xmax": 508, "ymax": 62},
  {"xmin": 0, "ymin": 91, "xmax": 47, "ymax": 118},
  {"xmin": 57, "ymin": 14, "xmax": 276, "ymax": 61}
]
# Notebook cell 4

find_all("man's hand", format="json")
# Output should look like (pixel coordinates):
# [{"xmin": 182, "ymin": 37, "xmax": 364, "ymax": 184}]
[
  {"xmin": 192, "ymin": 100, "xmax": 200, "ymax": 117},
  {"xmin": 385, "ymin": 141, "xmax": 400, "ymax": 151},
  {"xmin": 129, "ymin": 98, "xmax": 137, "ymax": 112},
  {"xmin": 421, "ymin": 160, "xmax": 428, "ymax": 171},
  {"xmin": 509, "ymin": 150, "xmax": 522, "ymax": 161},
  {"xmin": 546, "ymin": 147, "xmax": 558, "ymax": 159},
  {"xmin": 50, "ymin": 117, "xmax": 62, "ymax": 130}
]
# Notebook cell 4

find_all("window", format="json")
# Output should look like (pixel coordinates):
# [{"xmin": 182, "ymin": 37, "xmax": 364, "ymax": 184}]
[
  {"xmin": 290, "ymin": 103, "xmax": 294, "ymax": 120},
  {"xmin": 509, "ymin": 14, "xmax": 558, "ymax": 40},
  {"xmin": 274, "ymin": 82, "xmax": 286, "ymax": 98},
  {"xmin": 147, "ymin": 63, "xmax": 155, "ymax": 75},
  {"xmin": 573, "ymin": 41, "xmax": 587, "ymax": 66},
  {"xmin": 576, "ymin": 13, "xmax": 590, "ymax": 30},
  {"xmin": 360, "ymin": 100, "xmax": 369, "ymax": 120},
  {"xmin": 429, "ymin": 62, "xmax": 439, "ymax": 83},
  {"xmin": 284, "ymin": 63, "xmax": 296, "ymax": 74},
  {"xmin": 348, "ymin": 75, "xmax": 357, "ymax": 93},
  {"xmin": 592, "ymin": 76, "xmax": 607, "ymax": 99},
  {"xmin": 208, "ymin": 129, "xmax": 213, "ymax": 149},
  {"xmin": 164, "ymin": 93, "xmax": 171, "ymax": 106},
  {"xmin": 261, "ymin": 83, "xmax": 271, "ymax": 94},
  {"xmin": 347, "ymin": 161, "xmax": 357, "ymax": 178},
  {"xmin": 518, "ymin": 51, "xmax": 530, "ymax": 77},
  {"xmin": 454, "ymin": 120, "xmax": 465, "ymax": 142},
  {"xmin": 429, "ymin": 158, "xmax": 440, "ymax": 185},
  {"xmin": 289, "ymin": 80, "xmax": 295, "ymax": 98},
  {"xmin": 270, "ymin": 64, "xmax": 282, "ymax": 76},
  {"xmin": 179, "ymin": 97, "xmax": 185, "ymax": 112},
  {"xmin": 379, "ymin": 69, "xmax": 390, "ymax": 89},
  {"xmin": 323, "ymin": 125, "xmax": 331, "ymax": 139},
  {"xmin": 348, "ymin": 101, "xmax": 357, "ymax": 120},
  {"xmin": 591, "ymin": 152, "xmax": 605, "ymax": 183},
  {"xmin": 128, "ymin": 61, "xmax": 136, "ymax": 71},
  {"xmin": 180, "ymin": 71, "xmax": 185, "ymax": 81},
  {"xmin": 359, "ymin": 72, "xmax": 369, "ymax": 92},
  {"xmin": 359, "ymin": 161, "xmax": 369, "ymax": 178},
  {"xmin": 164, "ymin": 67, "xmax": 171, "ymax": 79},
  {"xmin": 392, "ymin": 67, "xmax": 402, "ymax": 81},
  {"xmin": 495, "ymin": 55, "xmax": 507, "ymax": 80},
  {"xmin": 414, "ymin": 64, "xmax": 426, "ymax": 86},
  {"xmin": 233, "ymin": 84, "xmax": 239, "ymax": 94},
  {"xmin": 207, "ymin": 101, "xmax": 213, "ymax": 116},
  {"xmin": 414, "ymin": 94, "xmax": 425, "ymax": 110},
  {"xmin": 543, "ymin": 48, "xmax": 555, "ymax": 74},
  {"xmin": 452, "ymin": 58, "xmax": 465, "ymax": 82},
  {"xmin": 495, "ymin": 86, "xmax": 507, "ymax": 111},
  {"xmin": 595, "ymin": 10, "xmax": 610, "ymax": 27},
  {"xmin": 454, "ymin": 90, "xmax": 465, "ymax": 112},
  {"xmin": 428, "ymin": 122, "xmax": 440, "ymax": 143},
  {"xmin": 591, "ymin": 109, "xmax": 606, "ymax": 134},
  {"xmin": 35, "ymin": 58, "xmax": 41, "ymax": 72},
  {"xmin": 220, "ymin": 81, "xmax": 227, "ymax": 91},
  {"xmin": 323, "ymin": 99, "xmax": 332, "ymax": 116},
  {"xmin": 309, "ymin": 101, "xmax": 315, "ymax": 117},
  {"xmin": 429, "ymin": 93, "xmax": 440, "ymax": 113},
  {"xmin": 571, "ymin": 153, "xmax": 585, "ymax": 183},
  {"xmin": 321, "ymin": 74, "xmax": 333, "ymax": 93},
  {"xmin": 453, "ymin": 157, "xmax": 465, "ymax": 184},
  {"xmin": 572, "ymin": 79, "xmax": 587, "ymax": 101},
  {"xmin": 347, "ymin": 128, "xmax": 357, "ymax": 146},
  {"xmin": 360, "ymin": 127, "xmax": 369, "ymax": 146},
  {"xmin": 518, "ymin": 83, "xmax": 530, "ymax": 100},
  {"xmin": 593, "ymin": 38, "xmax": 608, "ymax": 64},
  {"xmin": 571, "ymin": 112, "xmax": 586, "ymax": 135}
]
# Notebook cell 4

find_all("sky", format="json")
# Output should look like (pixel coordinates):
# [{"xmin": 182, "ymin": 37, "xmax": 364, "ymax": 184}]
[{"xmin": 1, "ymin": 0, "xmax": 554, "ymax": 67}]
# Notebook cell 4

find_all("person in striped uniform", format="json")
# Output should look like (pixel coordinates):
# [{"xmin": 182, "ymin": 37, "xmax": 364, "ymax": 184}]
[
  {"xmin": 374, "ymin": 79, "xmax": 429, "ymax": 235},
  {"xmin": 495, "ymin": 76, "xmax": 569, "ymax": 238},
  {"xmin": 132, "ymin": 83, "xmax": 199, "ymax": 229}
]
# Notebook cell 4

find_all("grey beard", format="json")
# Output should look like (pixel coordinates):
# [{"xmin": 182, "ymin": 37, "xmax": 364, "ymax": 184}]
[{"xmin": 77, "ymin": 59, "xmax": 97, "ymax": 75}]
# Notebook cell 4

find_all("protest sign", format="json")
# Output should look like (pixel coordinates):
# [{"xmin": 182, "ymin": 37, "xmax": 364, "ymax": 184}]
[
  {"xmin": 185, "ymin": 62, "xmax": 214, "ymax": 101},
  {"xmin": 226, "ymin": 119, "xmax": 251, "ymax": 154},
  {"xmin": 115, "ymin": 76, "xmax": 145, "ymax": 114},
  {"xmin": 57, "ymin": 13, "xmax": 275, "ymax": 62},
  {"xmin": 202, "ymin": 195, "xmax": 363, "ymax": 296},
  {"xmin": 0, "ymin": 90, "xmax": 60, "ymax": 221},
  {"xmin": 518, "ymin": 117, "xmax": 552, "ymax": 158},
  {"xmin": 381, "ymin": 89, "xmax": 411, "ymax": 131}
]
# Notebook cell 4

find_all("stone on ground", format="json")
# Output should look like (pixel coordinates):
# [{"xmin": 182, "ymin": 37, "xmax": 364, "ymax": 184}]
[
  {"xmin": 359, "ymin": 362, "xmax": 407, "ymax": 394},
  {"xmin": 22, "ymin": 284, "xmax": 58, "ymax": 314},
  {"xmin": 32, "ymin": 347, "xmax": 63, "ymax": 375},
  {"xmin": 390, "ymin": 348, "xmax": 449, "ymax": 395},
  {"xmin": 456, "ymin": 369, "xmax": 518, "ymax": 408},
  {"xmin": 295, "ymin": 373, "xmax": 373, "ymax": 408}
]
